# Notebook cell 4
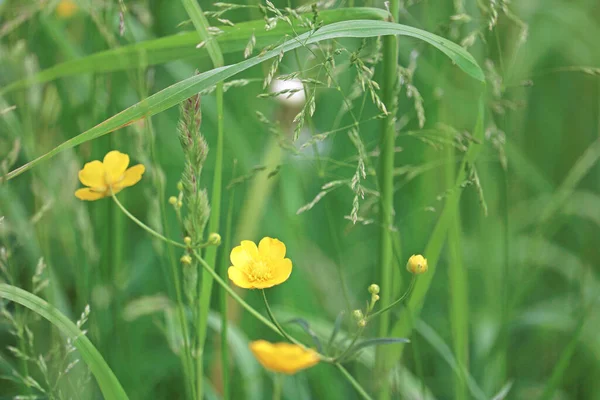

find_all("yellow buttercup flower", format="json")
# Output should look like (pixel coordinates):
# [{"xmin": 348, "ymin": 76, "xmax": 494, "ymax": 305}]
[
  {"xmin": 56, "ymin": 0, "xmax": 78, "ymax": 18},
  {"xmin": 228, "ymin": 237, "xmax": 292, "ymax": 289},
  {"xmin": 75, "ymin": 150, "xmax": 145, "ymax": 201},
  {"xmin": 250, "ymin": 340, "xmax": 319, "ymax": 375},
  {"xmin": 407, "ymin": 254, "xmax": 428, "ymax": 274}
]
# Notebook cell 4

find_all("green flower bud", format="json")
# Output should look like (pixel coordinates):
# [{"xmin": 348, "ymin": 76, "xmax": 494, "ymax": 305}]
[{"xmin": 368, "ymin": 283, "xmax": 380, "ymax": 295}]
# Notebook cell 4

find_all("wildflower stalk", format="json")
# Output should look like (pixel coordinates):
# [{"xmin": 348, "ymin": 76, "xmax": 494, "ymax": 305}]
[
  {"xmin": 107, "ymin": 194, "xmax": 375, "ymax": 400},
  {"xmin": 261, "ymin": 289, "xmax": 302, "ymax": 346},
  {"xmin": 336, "ymin": 364, "xmax": 374, "ymax": 400},
  {"xmin": 367, "ymin": 276, "xmax": 416, "ymax": 321},
  {"xmin": 179, "ymin": 1, "xmax": 226, "ymax": 398},
  {"xmin": 110, "ymin": 191, "xmax": 213, "ymax": 250},
  {"xmin": 376, "ymin": 1, "xmax": 400, "ymax": 398}
]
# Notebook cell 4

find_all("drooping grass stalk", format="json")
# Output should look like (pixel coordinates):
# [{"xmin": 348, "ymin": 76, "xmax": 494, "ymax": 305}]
[
  {"xmin": 375, "ymin": 1, "xmax": 400, "ymax": 398},
  {"xmin": 178, "ymin": 2, "xmax": 226, "ymax": 398}
]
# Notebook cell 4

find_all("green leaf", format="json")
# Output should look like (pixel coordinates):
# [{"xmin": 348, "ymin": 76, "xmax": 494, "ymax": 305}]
[
  {"xmin": 0, "ymin": 8, "xmax": 387, "ymax": 94},
  {"xmin": 0, "ymin": 284, "xmax": 128, "ymax": 400},
  {"xmin": 5, "ymin": 19, "xmax": 483, "ymax": 181},
  {"xmin": 285, "ymin": 318, "xmax": 323, "ymax": 353}
]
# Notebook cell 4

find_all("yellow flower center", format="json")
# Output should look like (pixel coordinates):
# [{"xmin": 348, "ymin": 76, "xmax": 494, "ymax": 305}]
[{"xmin": 247, "ymin": 258, "xmax": 273, "ymax": 282}]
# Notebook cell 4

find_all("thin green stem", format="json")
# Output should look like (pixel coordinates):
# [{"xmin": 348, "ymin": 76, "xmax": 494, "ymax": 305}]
[
  {"xmin": 272, "ymin": 373, "xmax": 283, "ymax": 400},
  {"xmin": 110, "ymin": 189, "xmax": 196, "ymax": 399},
  {"xmin": 376, "ymin": 0, "xmax": 400, "ymax": 398},
  {"xmin": 332, "ymin": 326, "xmax": 365, "ymax": 363},
  {"xmin": 336, "ymin": 364, "xmax": 374, "ymax": 400},
  {"xmin": 261, "ymin": 290, "xmax": 302, "ymax": 346},
  {"xmin": 219, "ymin": 163, "xmax": 237, "ymax": 400},
  {"xmin": 368, "ymin": 276, "xmax": 416, "ymax": 321},
  {"xmin": 179, "ymin": 2, "xmax": 226, "ymax": 397},
  {"xmin": 110, "ymin": 191, "xmax": 186, "ymax": 249},
  {"xmin": 193, "ymin": 251, "xmax": 279, "ymax": 334}
]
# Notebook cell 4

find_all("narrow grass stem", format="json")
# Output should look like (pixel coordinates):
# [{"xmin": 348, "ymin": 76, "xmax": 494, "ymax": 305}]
[{"xmin": 376, "ymin": 1, "xmax": 400, "ymax": 397}]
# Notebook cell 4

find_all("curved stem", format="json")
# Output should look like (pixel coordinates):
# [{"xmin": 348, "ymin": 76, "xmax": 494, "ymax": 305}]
[
  {"xmin": 332, "ymin": 326, "xmax": 365, "ymax": 363},
  {"xmin": 368, "ymin": 276, "xmax": 416, "ymax": 321},
  {"xmin": 109, "ymin": 188, "xmax": 196, "ymax": 398},
  {"xmin": 261, "ymin": 289, "xmax": 301, "ymax": 346},
  {"xmin": 110, "ymin": 190, "xmax": 186, "ymax": 249},
  {"xmin": 336, "ymin": 364, "xmax": 374, "ymax": 400},
  {"xmin": 192, "ymin": 251, "xmax": 279, "ymax": 333}
]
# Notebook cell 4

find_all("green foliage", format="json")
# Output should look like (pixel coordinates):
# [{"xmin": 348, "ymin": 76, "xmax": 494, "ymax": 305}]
[{"xmin": 1, "ymin": 1, "xmax": 599, "ymax": 400}]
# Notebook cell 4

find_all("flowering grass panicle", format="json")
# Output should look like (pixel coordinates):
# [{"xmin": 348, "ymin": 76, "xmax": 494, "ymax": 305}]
[
  {"xmin": 228, "ymin": 237, "xmax": 292, "ymax": 289},
  {"xmin": 249, "ymin": 340, "xmax": 319, "ymax": 374},
  {"xmin": 74, "ymin": 151, "xmax": 145, "ymax": 201}
]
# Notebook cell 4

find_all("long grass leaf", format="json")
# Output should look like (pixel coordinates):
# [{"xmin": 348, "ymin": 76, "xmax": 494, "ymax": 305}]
[
  {"xmin": 0, "ymin": 8, "xmax": 387, "ymax": 94},
  {"xmin": 5, "ymin": 20, "xmax": 483, "ymax": 181},
  {"xmin": 0, "ymin": 284, "xmax": 128, "ymax": 400}
]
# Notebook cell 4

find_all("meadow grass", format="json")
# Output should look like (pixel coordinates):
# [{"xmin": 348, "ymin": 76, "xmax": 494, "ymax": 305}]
[{"xmin": 1, "ymin": 0, "xmax": 600, "ymax": 399}]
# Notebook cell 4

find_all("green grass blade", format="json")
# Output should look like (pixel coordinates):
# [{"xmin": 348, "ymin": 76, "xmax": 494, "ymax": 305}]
[
  {"xmin": 0, "ymin": 8, "xmax": 387, "ymax": 94},
  {"xmin": 0, "ymin": 284, "xmax": 129, "ymax": 400},
  {"xmin": 181, "ymin": 0, "xmax": 224, "ymax": 67},
  {"xmin": 4, "ymin": 20, "xmax": 483, "ymax": 181}
]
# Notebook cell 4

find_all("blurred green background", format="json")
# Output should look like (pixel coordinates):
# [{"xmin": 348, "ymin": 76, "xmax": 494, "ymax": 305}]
[{"xmin": 1, "ymin": 0, "xmax": 600, "ymax": 399}]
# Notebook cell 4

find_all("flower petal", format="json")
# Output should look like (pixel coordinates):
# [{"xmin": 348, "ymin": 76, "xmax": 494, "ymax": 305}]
[
  {"xmin": 78, "ymin": 160, "xmax": 106, "ymax": 189},
  {"xmin": 75, "ymin": 188, "xmax": 106, "ymax": 201},
  {"xmin": 228, "ymin": 267, "xmax": 254, "ymax": 288},
  {"xmin": 116, "ymin": 164, "xmax": 145, "ymax": 189},
  {"xmin": 240, "ymin": 240, "xmax": 259, "ymax": 258},
  {"xmin": 258, "ymin": 237, "xmax": 286, "ymax": 260},
  {"xmin": 103, "ymin": 151, "xmax": 130, "ymax": 183},
  {"xmin": 270, "ymin": 258, "xmax": 292, "ymax": 286},
  {"xmin": 230, "ymin": 245, "xmax": 251, "ymax": 267},
  {"xmin": 250, "ymin": 340, "xmax": 319, "ymax": 374}
]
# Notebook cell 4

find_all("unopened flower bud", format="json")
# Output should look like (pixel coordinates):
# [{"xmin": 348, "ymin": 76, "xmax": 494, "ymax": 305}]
[
  {"xmin": 407, "ymin": 254, "xmax": 428, "ymax": 275},
  {"xmin": 373, "ymin": 294, "xmax": 380, "ymax": 302},
  {"xmin": 368, "ymin": 283, "xmax": 380, "ymax": 295},
  {"xmin": 352, "ymin": 309, "xmax": 364, "ymax": 321},
  {"xmin": 177, "ymin": 200, "xmax": 183, "ymax": 208},
  {"xmin": 180, "ymin": 255, "xmax": 192, "ymax": 265},
  {"xmin": 357, "ymin": 319, "xmax": 367, "ymax": 328},
  {"xmin": 208, "ymin": 233, "xmax": 221, "ymax": 246},
  {"xmin": 184, "ymin": 237, "xmax": 192, "ymax": 246},
  {"xmin": 177, "ymin": 181, "xmax": 184, "ymax": 191},
  {"xmin": 168, "ymin": 196, "xmax": 177, "ymax": 205}
]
